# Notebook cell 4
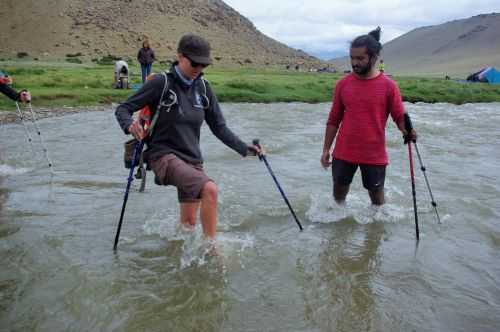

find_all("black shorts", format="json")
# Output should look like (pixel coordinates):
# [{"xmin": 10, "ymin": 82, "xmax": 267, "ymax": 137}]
[{"xmin": 332, "ymin": 158, "xmax": 386, "ymax": 191}]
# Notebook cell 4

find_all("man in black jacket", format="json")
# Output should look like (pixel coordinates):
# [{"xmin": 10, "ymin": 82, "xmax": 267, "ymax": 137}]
[
  {"xmin": 116, "ymin": 34, "xmax": 261, "ymax": 241},
  {"xmin": 0, "ymin": 73, "xmax": 31, "ymax": 103}
]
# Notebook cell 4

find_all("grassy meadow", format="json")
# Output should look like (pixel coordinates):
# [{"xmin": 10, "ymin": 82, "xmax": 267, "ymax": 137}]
[{"xmin": 1, "ymin": 61, "xmax": 500, "ymax": 111}]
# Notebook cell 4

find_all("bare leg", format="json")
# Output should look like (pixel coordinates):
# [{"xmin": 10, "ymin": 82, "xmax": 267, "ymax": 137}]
[
  {"xmin": 200, "ymin": 181, "xmax": 218, "ymax": 239},
  {"xmin": 368, "ymin": 189, "xmax": 385, "ymax": 206},
  {"xmin": 334, "ymin": 183, "xmax": 350, "ymax": 204},
  {"xmin": 180, "ymin": 202, "xmax": 200, "ymax": 230}
]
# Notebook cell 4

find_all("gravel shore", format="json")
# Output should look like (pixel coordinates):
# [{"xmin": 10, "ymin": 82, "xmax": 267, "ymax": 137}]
[{"xmin": 0, "ymin": 105, "xmax": 113, "ymax": 124}]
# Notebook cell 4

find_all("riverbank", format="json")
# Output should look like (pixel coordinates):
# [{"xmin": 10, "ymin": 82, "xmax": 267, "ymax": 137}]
[
  {"xmin": 0, "ymin": 105, "xmax": 110, "ymax": 124},
  {"xmin": 1, "ymin": 61, "xmax": 500, "ymax": 111}
]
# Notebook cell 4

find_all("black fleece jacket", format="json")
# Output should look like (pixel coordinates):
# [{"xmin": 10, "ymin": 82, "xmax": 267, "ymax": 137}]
[
  {"xmin": 115, "ymin": 65, "xmax": 249, "ymax": 164},
  {"xmin": 0, "ymin": 82, "xmax": 21, "ymax": 101}
]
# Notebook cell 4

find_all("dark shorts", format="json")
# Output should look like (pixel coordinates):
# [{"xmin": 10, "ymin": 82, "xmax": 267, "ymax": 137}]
[
  {"xmin": 149, "ymin": 154, "xmax": 212, "ymax": 203},
  {"xmin": 332, "ymin": 158, "xmax": 386, "ymax": 191}
]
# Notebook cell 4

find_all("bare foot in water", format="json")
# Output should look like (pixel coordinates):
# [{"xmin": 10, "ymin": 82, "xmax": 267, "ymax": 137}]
[
  {"xmin": 203, "ymin": 238, "xmax": 219, "ymax": 257},
  {"xmin": 178, "ymin": 222, "xmax": 195, "ymax": 234}
]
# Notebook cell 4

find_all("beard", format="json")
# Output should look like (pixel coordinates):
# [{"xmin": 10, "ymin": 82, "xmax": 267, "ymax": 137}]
[
  {"xmin": 352, "ymin": 65, "xmax": 371, "ymax": 76},
  {"xmin": 352, "ymin": 57, "xmax": 375, "ymax": 76}
]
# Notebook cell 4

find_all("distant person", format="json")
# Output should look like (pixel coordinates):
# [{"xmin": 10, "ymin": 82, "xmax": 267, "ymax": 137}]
[
  {"xmin": 320, "ymin": 27, "xmax": 416, "ymax": 206},
  {"xmin": 378, "ymin": 59, "xmax": 385, "ymax": 73},
  {"xmin": 114, "ymin": 60, "xmax": 129, "ymax": 89},
  {"xmin": 0, "ymin": 72, "xmax": 31, "ymax": 103},
  {"xmin": 116, "ymin": 34, "xmax": 262, "ymax": 241},
  {"xmin": 137, "ymin": 40, "xmax": 156, "ymax": 83}
]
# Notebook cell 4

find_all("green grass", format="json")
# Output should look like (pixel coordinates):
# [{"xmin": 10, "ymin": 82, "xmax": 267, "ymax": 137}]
[
  {"xmin": 1, "ymin": 61, "xmax": 500, "ymax": 111},
  {"xmin": 396, "ymin": 77, "xmax": 500, "ymax": 104}
]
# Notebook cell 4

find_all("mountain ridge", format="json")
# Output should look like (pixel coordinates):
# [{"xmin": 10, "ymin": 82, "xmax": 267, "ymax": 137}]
[
  {"xmin": 330, "ymin": 13, "xmax": 500, "ymax": 76},
  {"xmin": 0, "ymin": 0, "xmax": 322, "ymax": 67}
]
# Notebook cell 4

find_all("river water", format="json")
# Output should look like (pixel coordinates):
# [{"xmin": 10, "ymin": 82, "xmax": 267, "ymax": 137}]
[{"xmin": 1, "ymin": 102, "xmax": 499, "ymax": 332}]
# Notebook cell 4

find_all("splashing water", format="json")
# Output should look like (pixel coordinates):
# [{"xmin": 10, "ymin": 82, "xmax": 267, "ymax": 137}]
[{"xmin": 0, "ymin": 164, "xmax": 31, "ymax": 176}]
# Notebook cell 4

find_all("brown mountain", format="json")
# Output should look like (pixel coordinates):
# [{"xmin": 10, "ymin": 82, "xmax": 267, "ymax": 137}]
[
  {"xmin": 0, "ymin": 0, "xmax": 321, "ymax": 67},
  {"xmin": 331, "ymin": 13, "xmax": 500, "ymax": 76}
]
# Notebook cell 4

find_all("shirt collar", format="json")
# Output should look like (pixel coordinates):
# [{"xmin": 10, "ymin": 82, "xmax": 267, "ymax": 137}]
[{"xmin": 174, "ymin": 65, "xmax": 194, "ymax": 86}]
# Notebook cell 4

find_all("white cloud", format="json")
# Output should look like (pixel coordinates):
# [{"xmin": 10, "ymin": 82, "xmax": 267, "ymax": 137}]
[{"xmin": 224, "ymin": 0, "xmax": 500, "ymax": 58}]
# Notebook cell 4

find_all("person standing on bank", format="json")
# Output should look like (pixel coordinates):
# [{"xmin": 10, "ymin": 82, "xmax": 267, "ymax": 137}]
[
  {"xmin": 116, "ymin": 34, "xmax": 262, "ymax": 240},
  {"xmin": 378, "ymin": 59, "xmax": 385, "ymax": 73},
  {"xmin": 320, "ymin": 27, "xmax": 416, "ymax": 206},
  {"xmin": 137, "ymin": 40, "xmax": 156, "ymax": 83}
]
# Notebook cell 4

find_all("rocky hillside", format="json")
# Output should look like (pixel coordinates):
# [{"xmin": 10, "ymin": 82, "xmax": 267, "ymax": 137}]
[
  {"xmin": 0, "ymin": 0, "xmax": 321, "ymax": 67},
  {"xmin": 331, "ymin": 13, "xmax": 500, "ymax": 76}
]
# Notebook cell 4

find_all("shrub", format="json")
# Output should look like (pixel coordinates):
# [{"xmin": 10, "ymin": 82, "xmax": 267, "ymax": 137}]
[
  {"xmin": 96, "ymin": 55, "xmax": 121, "ymax": 65},
  {"xmin": 66, "ymin": 57, "xmax": 83, "ymax": 64}
]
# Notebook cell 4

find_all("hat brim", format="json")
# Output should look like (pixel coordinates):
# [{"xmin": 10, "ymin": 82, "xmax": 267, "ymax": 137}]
[{"xmin": 185, "ymin": 54, "xmax": 212, "ymax": 65}]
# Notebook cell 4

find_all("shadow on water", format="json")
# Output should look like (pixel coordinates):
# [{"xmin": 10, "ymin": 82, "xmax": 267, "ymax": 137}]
[
  {"xmin": 0, "ymin": 177, "xmax": 20, "ymax": 316},
  {"xmin": 0, "ymin": 176, "xmax": 24, "ymax": 238},
  {"xmin": 110, "ymin": 239, "xmax": 230, "ymax": 332},
  {"xmin": 298, "ymin": 219, "xmax": 385, "ymax": 331},
  {"xmin": 59, "ymin": 180, "xmax": 123, "ymax": 190}
]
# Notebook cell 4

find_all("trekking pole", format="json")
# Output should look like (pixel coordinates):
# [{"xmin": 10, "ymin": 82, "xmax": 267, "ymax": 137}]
[
  {"xmin": 26, "ymin": 102, "xmax": 54, "ymax": 173},
  {"xmin": 136, "ymin": 151, "xmax": 147, "ymax": 192},
  {"xmin": 253, "ymin": 139, "xmax": 303, "ymax": 231},
  {"xmin": 408, "ymin": 142, "xmax": 419, "ymax": 241},
  {"xmin": 404, "ymin": 114, "xmax": 419, "ymax": 241},
  {"xmin": 15, "ymin": 102, "xmax": 35, "ymax": 150},
  {"xmin": 413, "ymin": 142, "xmax": 441, "ymax": 224},
  {"xmin": 114, "ymin": 139, "xmax": 144, "ymax": 250}
]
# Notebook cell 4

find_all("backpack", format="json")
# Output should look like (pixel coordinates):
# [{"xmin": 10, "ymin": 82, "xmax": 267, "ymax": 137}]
[{"xmin": 123, "ymin": 71, "xmax": 174, "ymax": 169}]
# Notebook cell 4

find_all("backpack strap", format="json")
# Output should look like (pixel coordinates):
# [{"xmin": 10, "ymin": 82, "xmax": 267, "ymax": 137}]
[
  {"xmin": 147, "ymin": 71, "xmax": 177, "ymax": 138},
  {"xmin": 198, "ymin": 78, "xmax": 210, "ymax": 110},
  {"xmin": 138, "ymin": 71, "xmax": 176, "ymax": 173}
]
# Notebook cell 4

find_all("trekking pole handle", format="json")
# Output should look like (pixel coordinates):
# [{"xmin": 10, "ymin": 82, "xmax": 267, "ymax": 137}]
[
  {"xmin": 404, "ymin": 113, "xmax": 415, "ymax": 144},
  {"xmin": 252, "ymin": 139, "xmax": 263, "ymax": 160},
  {"xmin": 404, "ymin": 113, "xmax": 413, "ymax": 132}
]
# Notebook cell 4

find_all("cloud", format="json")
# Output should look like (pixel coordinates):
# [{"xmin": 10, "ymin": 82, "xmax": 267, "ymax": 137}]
[{"xmin": 224, "ymin": 0, "xmax": 500, "ymax": 59}]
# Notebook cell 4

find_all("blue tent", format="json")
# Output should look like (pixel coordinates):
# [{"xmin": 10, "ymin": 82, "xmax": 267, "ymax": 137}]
[
  {"xmin": 467, "ymin": 67, "xmax": 500, "ymax": 84},
  {"xmin": 484, "ymin": 67, "xmax": 500, "ymax": 84}
]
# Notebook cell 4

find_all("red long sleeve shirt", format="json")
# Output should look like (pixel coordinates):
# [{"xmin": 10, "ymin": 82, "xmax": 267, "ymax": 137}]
[{"xmin": 327, "ymin": 73, "xmax": 405, "ymax": 165}]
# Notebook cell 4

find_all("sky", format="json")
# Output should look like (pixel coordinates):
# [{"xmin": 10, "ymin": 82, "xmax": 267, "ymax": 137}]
[{"xmin": 223, "ymin": 0, "xmax": 500, "ymax": 59}]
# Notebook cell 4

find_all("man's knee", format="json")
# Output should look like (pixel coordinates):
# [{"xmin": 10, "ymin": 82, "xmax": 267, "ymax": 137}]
[{"xmin": 202, "ymin": 181, "xmax": 217, "ymax": 201}]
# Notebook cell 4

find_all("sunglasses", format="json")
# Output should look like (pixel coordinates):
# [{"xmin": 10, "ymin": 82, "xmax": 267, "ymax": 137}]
[{"xmin": 184, "ymin": 55, "xmax": 209, "ymax": 68}]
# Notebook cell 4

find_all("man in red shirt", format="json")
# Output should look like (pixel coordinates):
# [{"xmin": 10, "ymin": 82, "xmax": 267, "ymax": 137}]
[{"xmin": 321, "ymin": 27, "xmax": 416, "ymax": 206}]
